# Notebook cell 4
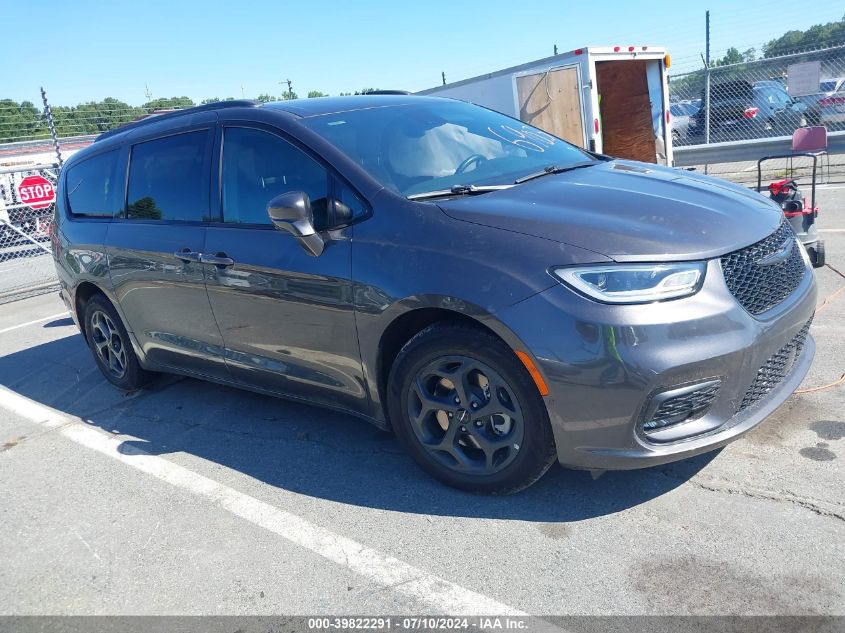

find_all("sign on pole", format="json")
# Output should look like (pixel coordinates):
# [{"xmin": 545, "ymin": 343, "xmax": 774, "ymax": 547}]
[
  {"xmin": 787, "ymin": 61, "xmax": 821, "ymax": 97},
  {"xmin": 16, "ymin": 175, "xmax": 55, "ymax": 210}
]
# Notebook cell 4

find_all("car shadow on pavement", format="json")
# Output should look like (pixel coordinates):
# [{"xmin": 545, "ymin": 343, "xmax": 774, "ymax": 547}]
[
  {"xmin": 43, "ymin": 317, "xmax": 75, "ymax": 328},
  {"xmin": 1, "ymin": 333, "xmax": 716, "ymax": 523}
]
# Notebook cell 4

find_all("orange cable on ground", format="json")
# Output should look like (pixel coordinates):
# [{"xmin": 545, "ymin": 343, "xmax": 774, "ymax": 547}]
[
  {"xmin": 815, "ymin": 283, "xmax": 845, "ymax": 314},
  {"xmin": 796, "ymin": 372, "xmax": 845, "ymax": 395}
]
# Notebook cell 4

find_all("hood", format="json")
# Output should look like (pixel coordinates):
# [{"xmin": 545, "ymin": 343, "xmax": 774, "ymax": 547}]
[{"xmin": 437, "ymin": 161, "xmax": 783, "ymax": 262}]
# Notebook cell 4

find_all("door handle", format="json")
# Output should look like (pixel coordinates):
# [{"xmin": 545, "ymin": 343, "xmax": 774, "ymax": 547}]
[
  {"xmin": 200, "ymin": 253, "xmax": 235, "ymax": 267},
  {"xmin": 174, "ymin": 249, "xmax": 201, "ymax": 263}
]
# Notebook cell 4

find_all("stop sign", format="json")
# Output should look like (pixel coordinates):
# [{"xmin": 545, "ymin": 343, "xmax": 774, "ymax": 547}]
[{"xmin": 17, "ymin": 175, "xmax": 56, "ymax": 210}]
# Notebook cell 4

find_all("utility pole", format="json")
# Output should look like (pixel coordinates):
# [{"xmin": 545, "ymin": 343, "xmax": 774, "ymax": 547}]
[
  {"xmin": 704, "ymin": 10, "xmax": 711, "ymax": 152},
  {"xmin": 554, "ymin": 44, "xmax": 558, "ymax": 56},
  {"xmin": 442, "ymin": 71, "xmax": 446, "ymax": 86},
  {"xmin": 279, "ymin": 78, "xmax": 293, "ymax": 100},
  {"xmin": 144, "ymin": 84, "xmax": 153, "ymax": 103}
]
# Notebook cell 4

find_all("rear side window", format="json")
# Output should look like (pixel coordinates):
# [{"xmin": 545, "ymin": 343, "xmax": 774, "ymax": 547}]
[
  {"xmin": 65, "ymin": 150, "xmax": 120, "ymax": 217},
  {"xmin": 126, "ymin": 130, "xmax": 213, "ymax": 221}
]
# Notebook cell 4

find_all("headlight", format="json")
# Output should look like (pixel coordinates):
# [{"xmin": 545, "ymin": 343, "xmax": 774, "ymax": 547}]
[{"xmin": 552, "ymin": 262, "xmax": 706, "ymax": 304}]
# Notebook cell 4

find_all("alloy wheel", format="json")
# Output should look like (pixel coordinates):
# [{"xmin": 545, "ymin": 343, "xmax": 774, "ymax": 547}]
[
  {"xmin": 90, "ymin": 310, "xmax": 127, "ymax": 379},
  {"xmin": 407, "ymin": 355, "xmax": 525, "ymax": 475}
]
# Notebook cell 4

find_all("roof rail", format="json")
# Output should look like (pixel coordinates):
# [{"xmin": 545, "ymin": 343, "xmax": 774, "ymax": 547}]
[{"xmin": 95, "ymin": 99, "xmax": 260, "ymax": 142}]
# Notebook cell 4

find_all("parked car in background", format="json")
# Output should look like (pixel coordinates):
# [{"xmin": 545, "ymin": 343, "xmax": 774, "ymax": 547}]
[
  {"xmin": 750, "ymin": 80, "xmax": 812, "ymax": 129},
  {"xmin": 53, "ymin": 96, "xmax": 817, "ymax": 493},
  {"xmin": 690, "ymin": 80, "xmax": 807, "ymax": 141},
  {"xmin": 819, "ymin": 77, "xmax": 845, "ymax": 94},
  {"xmin": 785, "ymin": 77, "xmax": 845, "ymax": 127},
  {"xmin": 670, "ymin": 101, "xmax": 700, "ymax": 143},
  {"xmin": 819, "ymin": 77, "xmax": 845, "ymax": 129}
]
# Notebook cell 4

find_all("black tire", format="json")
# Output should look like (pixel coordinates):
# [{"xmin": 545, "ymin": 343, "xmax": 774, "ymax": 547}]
[
  {"xmin": 82, "ymin": 293, "xmax": 152, "ymax": 391},
  {"xmin": 387, "ymin": 323, "xmax": 557, "ymax": 494}
]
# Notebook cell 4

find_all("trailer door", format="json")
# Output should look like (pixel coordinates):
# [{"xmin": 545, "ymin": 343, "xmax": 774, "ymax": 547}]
[
  {"xmin": 515, "ymin": 66, "xmax": 586, "ymax": 147},
  {"xmin": 594, "ymin": 58, "xmax": 668, "ymax": 164}
]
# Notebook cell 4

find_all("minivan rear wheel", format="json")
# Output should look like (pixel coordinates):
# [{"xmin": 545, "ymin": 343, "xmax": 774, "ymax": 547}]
[
  {"xmin": 387, "ymin": 323, "xmax": 557, "ymax": 494},
  {"xmin": 83, "ymin": 294, "xmax": 152, "ymax": 391}
]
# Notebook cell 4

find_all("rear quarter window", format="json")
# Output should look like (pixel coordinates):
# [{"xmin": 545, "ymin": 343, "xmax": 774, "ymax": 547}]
[
  {"xmin": 126, "ymin": 130, "xmax": 213, "ymax": 222},
  {"xmin": 65, "ymin": 150, "xmax": 121, "ymax": 218}
]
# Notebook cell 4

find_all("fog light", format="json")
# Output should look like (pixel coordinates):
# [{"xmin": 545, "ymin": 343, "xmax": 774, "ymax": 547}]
[{"xmin": 642, "ymin": 380, "xmax": 721, "ymax": 435}]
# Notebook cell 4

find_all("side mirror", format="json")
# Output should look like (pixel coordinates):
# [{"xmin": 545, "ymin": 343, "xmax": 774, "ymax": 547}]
[{"xmin": 267, "ymin": 191, "xmax": 324, "ymax": 257}]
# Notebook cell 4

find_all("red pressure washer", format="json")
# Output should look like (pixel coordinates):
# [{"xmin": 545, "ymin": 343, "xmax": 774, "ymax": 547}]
[{"xmin": 757, "ymin": 152, "xmax": 825, "ymax": 268}]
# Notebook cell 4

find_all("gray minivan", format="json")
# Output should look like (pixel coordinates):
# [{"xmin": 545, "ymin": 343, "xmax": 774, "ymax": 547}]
[{"xmin": 53, "ymin": 96, "xmax": 816, "ymax": 493}]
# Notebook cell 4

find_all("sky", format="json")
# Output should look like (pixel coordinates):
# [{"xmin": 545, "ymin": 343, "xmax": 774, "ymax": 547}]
[{"xmin": 4, "ymin": 0, "xmax": 844, "ymax": 106}]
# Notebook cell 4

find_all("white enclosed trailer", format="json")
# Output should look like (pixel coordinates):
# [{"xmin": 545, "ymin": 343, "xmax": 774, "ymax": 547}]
[{"xmin": 419, "ymin": 45, "xmax": 673, "ymax": 165}]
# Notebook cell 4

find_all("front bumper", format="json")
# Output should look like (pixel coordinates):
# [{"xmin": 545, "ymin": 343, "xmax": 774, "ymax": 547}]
[{"xmin": 497, "ymin": 257, "xmax": 817, "ymax": 470}]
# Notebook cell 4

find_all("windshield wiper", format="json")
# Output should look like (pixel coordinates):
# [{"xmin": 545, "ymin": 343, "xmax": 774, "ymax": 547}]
[
  {"xmin": 407, "ymin": 184, "xmax": 514, "ymax": 201},
  {"xmin": 514, "ymin": 161, "xmax": 599, "ymax": 184}
]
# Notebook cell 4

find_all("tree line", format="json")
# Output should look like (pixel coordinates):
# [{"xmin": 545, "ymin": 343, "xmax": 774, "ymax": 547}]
[
  {"xmin": 707, "ymin": 13, "xmax": 845, "ymax": 68},
  {"xmin": 669, "ymin": 15, "xmax": 845, "ymax": 97},
  {"xmin": 0, "ymin": 89, "xmax": 382, "ymax": 143}
]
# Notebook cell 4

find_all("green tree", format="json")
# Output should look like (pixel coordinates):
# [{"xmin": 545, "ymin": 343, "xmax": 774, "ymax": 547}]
[
  {"xmin": 307, "ymin": 90, "xmax": 328, "ymax": 98},
  {"xmin": 714, "ymin": 47, "xmax": 744, "ymax": 67},
  {"xmin": 763, "ymin": 15, "xmax": 845, "ymax": 57},
  {"xmin": 0, "ymin": 99, "xmax": 45, "ymax": 142},
  {"xmin": 256, "ymin": 93, "xmax": 278, "ymax": 103},
  {"xmin": 127, "ymin": 196, "xmax": 162, "ymax": 220},
  {"xmin": 141, "ymin": 96, "xmax": 195, "ymax": 111}
]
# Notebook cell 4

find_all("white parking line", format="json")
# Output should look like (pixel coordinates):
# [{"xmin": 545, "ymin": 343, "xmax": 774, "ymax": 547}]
[
  {"xmin": 0, "ymin": 385, "xmax": 527, "ymax": 617},
  {"xmin": 0, "ymin": 312, "xmax": 69, "ymax": 335}
]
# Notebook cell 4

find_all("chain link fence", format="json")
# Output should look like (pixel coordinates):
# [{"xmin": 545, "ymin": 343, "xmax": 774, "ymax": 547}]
[
  {"xmin": 669, "ymin": 45, "xmax": 845, "ymax": 183},
  {"xmin": 0, "ymin": 164, "xmax": 59, "ymax": 303}
]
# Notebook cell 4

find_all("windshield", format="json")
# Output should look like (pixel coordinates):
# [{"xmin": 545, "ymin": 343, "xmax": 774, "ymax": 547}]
[
  {"xmin": 300, "ymin": 100, "xmax": 593, "ymax": 197},
  {"xmin": 820, "ymin": 81, "xmax": 837, "ymax": 92}
]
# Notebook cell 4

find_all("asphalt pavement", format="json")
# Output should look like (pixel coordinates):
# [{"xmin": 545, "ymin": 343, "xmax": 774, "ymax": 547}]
[{"xmin": 0, "ymin": 187, "xmax": 843, "ymax": 619}]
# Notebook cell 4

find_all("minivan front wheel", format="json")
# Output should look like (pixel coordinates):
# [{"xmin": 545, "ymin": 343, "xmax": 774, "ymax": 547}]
[
  {"xmin": 83, "ymin": 294, "xmax": 151, "ymax": 391},
  {"xmin": 388, "ymin": 324, "xmax": 557, "ymax": 494}
]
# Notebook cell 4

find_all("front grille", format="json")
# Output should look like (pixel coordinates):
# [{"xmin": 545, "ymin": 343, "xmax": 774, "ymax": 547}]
[
  {"xmin": 643, "ymin": 380, "xmax": 721, "ymax": 433},
  {"xmin": 721, "ymin": 221, "xmax": 805, "ymax": 315},
  {"xmin": 739, "ymin": 318, "xmax": 813, "ymax": 412}
]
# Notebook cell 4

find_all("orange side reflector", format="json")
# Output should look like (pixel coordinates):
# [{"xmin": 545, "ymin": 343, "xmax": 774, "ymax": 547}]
[
  {"xmin": 515, "ymin": 350, "xmax": 550, "ymax": 397},
  {"xmin": 664, "ymin": 53, "xmax": 671, "ymax": 68}
]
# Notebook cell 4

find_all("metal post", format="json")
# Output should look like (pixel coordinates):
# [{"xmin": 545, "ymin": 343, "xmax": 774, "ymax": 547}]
[
  {"xmin": 703, "ymin": 10, "xmax": 711, "ymax": 175},
  {"xmin": 40, "ymin": 87, "xmax": 62, "ymax": 167},
  {"xmin": 554, "ymin": 45, "xmax": 558, "ymax": 56},
  {"xmin": 703, "ymin": 11, "xmax": 711, "ymax": 146},
  {"xmin": 442, "ymin": 71, "xmax": 446, "ymax": 86}
]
